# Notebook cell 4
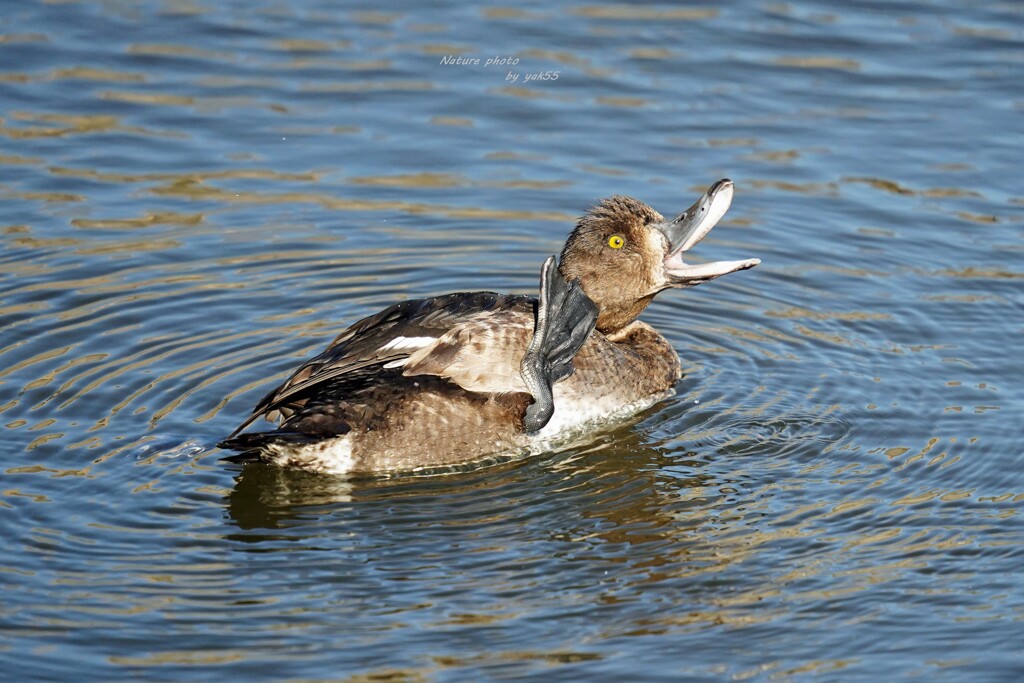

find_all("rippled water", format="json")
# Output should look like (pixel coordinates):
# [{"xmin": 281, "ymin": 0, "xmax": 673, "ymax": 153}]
[{"xmin": 2, "ymin": 0, "xmax": 1022, "ymax": 680}]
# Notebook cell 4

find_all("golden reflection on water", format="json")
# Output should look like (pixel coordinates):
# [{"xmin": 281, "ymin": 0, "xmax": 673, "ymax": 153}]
[
  {"xmin": 934, "ymin": 267, "xmax": 1023, "ymax": 279},
  {"xmin": 627, "ymin": 48, "xmax": 676, "ymax": 60},
  {"xmin": 481, "ymin": 7, "xmax": 546, "ymax": 21},
  {"xmin": 299, "ymin": 80, "xmax": 435, "ymax": 93},
  {"xmin": 145, "ymin": 179, "xmax": 575, "ymax": 222},
  {"xmin": 0, "ymin": 154, "xmax": 42, "ymax": 165},
  {"xmin": 277, "ymin": 57, "xmax": 393, "ymax": 71},
  {"xmin": 0, "ymin": 112, "xmax": 167, "ymax": 139},
  {"xmin": 98, "ymin": 89, "xmax": 286, "ymax": 113},
  {"xmin": 270, "ymin": 39, "xmax": 349, "ymax": 52},
  {"xmin": 126, "ymin": 42, "xmax": 235, "ymax": 61},
  {"xmin": 429, "ymin": 116, "xmax": 474, "ymax": 126},
  {"xmin": 493, "ymin": 85, "xmax": 574, "ymax": 102},
  {"xmin": 570, "ymin": 6, "xmax": 718, "ymax": 21},
  {"xmin": 765, "ymin": 307, "xmax": 890, "ymax": 322},
  {"xmin": 575, "ymin": 164, "xmax": 628, "ymax": 177},
  {"xmin": 349, "ymin": 172, "xmax": 572, "ymax": 191},
  {"xmin": 954, "ymin": 210, "xmax": 1000, "ymax": 224},
  {"xmin": 484, "ymin": 151, "xmax": 550, "ymax": 161},
  {"xmin": 773, "ymin": 56, "xmax": 862, "ymax": 71},
  {"xmin": 845, "ymin": 176, "xmax": 985, "ymax": 198},
  {"xmin": 594, "ymin": 96, "xmax": 649, "ymax": 108},
  {"xmin": 49, "ymin": 166, "xmax": 318, "ymax": 183},
  {"xmin": 71, "ymin": 212, "xmax": 204, "ymax": 230},
  {"xmin": 0, "ymin": 67, "xmax": 146, "ymax": 83},
  {"xmin": 520, "ymin": 48, "xmax": 591, "ymax": 68},
  {"xmin": 2, "ymin": 191, "xmax": 84, "ymax": 203},
  {"xmin": 743, "ymin": 149, "xmax": 800, "ymax": 163}
]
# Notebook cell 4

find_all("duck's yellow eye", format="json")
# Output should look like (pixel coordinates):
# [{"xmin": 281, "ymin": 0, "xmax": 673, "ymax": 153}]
[{"xmin": 608, "ymin": 234, "xmax": 625, "ymax": 249}]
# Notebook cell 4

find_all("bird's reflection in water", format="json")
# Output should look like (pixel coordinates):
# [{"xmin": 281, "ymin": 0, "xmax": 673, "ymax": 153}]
[
  {"xmin": 220, "ymin": 412, "xmax": 810, "ymax": 635},
  {"xmin": 223, "ymin": 413, "xmax": 747, "ymax": 562}
]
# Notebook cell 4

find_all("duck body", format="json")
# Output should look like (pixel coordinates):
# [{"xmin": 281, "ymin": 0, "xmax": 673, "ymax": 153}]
[
  {"xmin": 220, "ymin": 180, "xmax": 759, "ymax": 475},
  {"xmin": 221, "ymin": 291, "xmax": 680, "ymax": 474}
]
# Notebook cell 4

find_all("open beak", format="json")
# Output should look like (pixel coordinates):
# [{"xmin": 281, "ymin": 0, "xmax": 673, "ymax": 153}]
[{"xmin": 657, "ymin": 179, "xmax": 760, "ymax": 287}]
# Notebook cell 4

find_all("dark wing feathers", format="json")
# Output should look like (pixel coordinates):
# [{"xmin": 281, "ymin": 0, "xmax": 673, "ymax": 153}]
[
  {"xmin": 225, "ymin": 260, "xmax": 597, "ymax": 443},
  {"xmin": 226, "ymin": 292, "xmax": 529, "ymax": 438}
]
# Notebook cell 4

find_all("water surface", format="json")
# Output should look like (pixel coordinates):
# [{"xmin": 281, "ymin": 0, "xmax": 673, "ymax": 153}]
[{"xmin": 1, "ymin": 0, "xmax": 1022, "ymax": 680}]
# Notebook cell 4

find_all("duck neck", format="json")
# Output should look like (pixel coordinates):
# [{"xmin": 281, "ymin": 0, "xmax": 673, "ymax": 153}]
[
  {"xmin": 595, "ymin": 294, "xmax": 655, "ymax": 333},
  {"xmin": 558, "ymin": 263, "xmax": 656, "ymax": 333}
]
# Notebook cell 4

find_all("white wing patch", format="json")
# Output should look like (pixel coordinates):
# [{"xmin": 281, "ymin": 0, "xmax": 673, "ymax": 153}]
[
  {"xmin": 378, "ymin": 335, "xmax": 439, "ymax": 369},
  {"xmin": 378, "ymin": 335, "xmax": 437, "ymax": 353}
]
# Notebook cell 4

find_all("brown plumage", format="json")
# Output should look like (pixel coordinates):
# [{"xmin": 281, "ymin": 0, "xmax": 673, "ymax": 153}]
[
  {"xmin": 218, "ymin": 180, "xmax": 760, "ymax": 475},
  {"xmin": 559, "ymin": 195, "xmax": 669, "ymax": 332}
]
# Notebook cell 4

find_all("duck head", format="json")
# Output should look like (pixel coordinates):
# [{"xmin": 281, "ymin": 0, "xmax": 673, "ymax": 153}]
[{"xmin": 558, "ymin": 179, "xmax": 760, "ymax": 333}]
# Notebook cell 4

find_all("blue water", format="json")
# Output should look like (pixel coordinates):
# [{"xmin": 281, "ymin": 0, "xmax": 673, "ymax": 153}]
[{"xmin": 1, "ymin": 0, "xmax": 1022, "ymax": 680}]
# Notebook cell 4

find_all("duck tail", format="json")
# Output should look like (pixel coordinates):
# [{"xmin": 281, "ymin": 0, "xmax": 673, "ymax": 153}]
[{"xmin": 216, "ymin": 430, "xmax": 322, "ymax": 462}]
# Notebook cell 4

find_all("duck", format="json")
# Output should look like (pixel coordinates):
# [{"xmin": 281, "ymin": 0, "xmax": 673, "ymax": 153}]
[{"xmin": 218, "ymin": 179, "xmax": 759, "ymax": 475}]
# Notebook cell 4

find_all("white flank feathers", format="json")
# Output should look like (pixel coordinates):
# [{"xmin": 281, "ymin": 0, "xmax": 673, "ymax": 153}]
[{"xmin": 266, "ymin": 436, "xmax": 355, "ymax": 475}]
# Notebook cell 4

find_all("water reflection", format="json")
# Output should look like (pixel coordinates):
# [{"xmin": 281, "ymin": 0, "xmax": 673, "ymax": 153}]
[{"xmin": 222, "ymin": 430, "xmax": 747, "ymax": 615}]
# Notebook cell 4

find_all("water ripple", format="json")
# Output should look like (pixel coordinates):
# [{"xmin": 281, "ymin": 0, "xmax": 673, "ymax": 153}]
[{"xmin": 1, "ymin": 0, "xmax": 1023, "ymax": 680}]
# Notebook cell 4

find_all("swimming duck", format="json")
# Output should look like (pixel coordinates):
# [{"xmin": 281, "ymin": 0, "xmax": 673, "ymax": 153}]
[{"xmin": 219, "ymin": 179, "xmax": 759, "ymax": 474}]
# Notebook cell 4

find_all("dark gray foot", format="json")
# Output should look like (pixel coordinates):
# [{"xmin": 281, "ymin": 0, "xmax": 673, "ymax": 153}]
[{"xmin": 520, "ymin": 256, "xmax": 598, "ymax": 432}]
